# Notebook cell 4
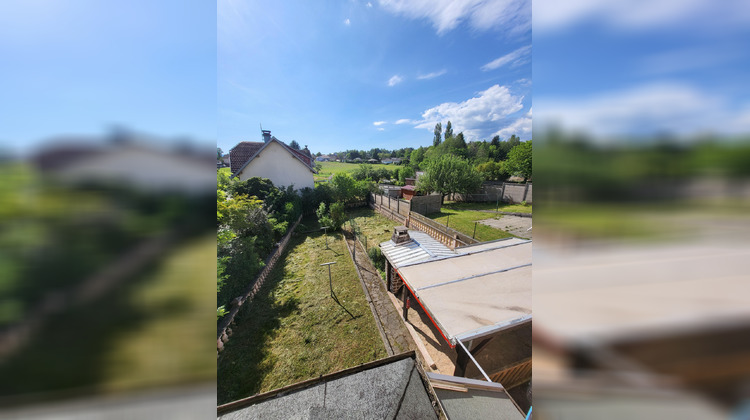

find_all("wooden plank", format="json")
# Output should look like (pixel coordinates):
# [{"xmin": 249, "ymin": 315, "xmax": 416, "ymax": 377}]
[{"xmin": 386, "ymin": 290, "xmax": 438, "ymax": 370}]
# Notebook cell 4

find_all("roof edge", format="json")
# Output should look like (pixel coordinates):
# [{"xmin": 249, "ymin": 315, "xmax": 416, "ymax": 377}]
[{"xmin": 217, "ymin": 351, "xmax": 417, "ymax": 415}]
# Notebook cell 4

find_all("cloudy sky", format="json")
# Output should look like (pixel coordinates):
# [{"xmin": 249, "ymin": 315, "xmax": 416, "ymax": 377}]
[
  {"xmin": 533, "ymin": 0, "xmax": 750, "ymax": 141},
  {"xmin": 217, "ymin": 0, "xmax": 531, "ymax": 155}
]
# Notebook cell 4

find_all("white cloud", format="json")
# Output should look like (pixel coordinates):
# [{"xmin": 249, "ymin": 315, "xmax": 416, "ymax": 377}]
[
  {"xmin": 414, "ymin": 84, "xmax": 525, "ymax": 140},
  {"xmin": 481, "ymin": 45, "xmax": 531, "ymax": 71},
  {"xmin": 494, "ymin": 111, "xmax": 532, "ymax": 139},
  {"xmin": 344, "ymin": 18, "xmax": 351, "ymax": 25},
  {"xmin": 367, "ymin": 2, "xmax": 373, "ymax": 7},
  {"xmin": 373, "ymin": 121, "xmax": 387, "ymax": 126},
  {"xmin": 395, "ymin": 118, "xmax": 413, "ymax": 124},
  {"xmin": 417, "ymin": 69, "xmax": 447, "ymax": 80},
  {"xmin": 377, "ymin": 127, "xmax": 385, "ymax": 131},
  {"xmin": 388, "ymin": 75, "xmax": 403, "ymax": 86},
  {"xmin": 378, "ymin": 0, "xmax": 530, "ymax": 35},
  {"xmin": 534, "ymin": 0, "xmax": 750, "ymax": 33},
  {"xmin": 534, "ymin": 82, "xmax": 741, "ymax": 139}
]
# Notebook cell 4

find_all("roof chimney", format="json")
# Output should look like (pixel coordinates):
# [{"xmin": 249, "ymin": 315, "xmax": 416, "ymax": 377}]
[
  {"xmin": 392, "ymin": 226, "xmax": 410, "ymax": 244},
  {"xmin": 262, "ymin": 130, "xmax": 271, "ymax": 143}
]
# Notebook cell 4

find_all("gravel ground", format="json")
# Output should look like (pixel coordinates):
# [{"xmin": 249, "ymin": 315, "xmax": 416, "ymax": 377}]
[{"xmin": 479, "ymin": 215, "xmax": 532, "ymax": 239}]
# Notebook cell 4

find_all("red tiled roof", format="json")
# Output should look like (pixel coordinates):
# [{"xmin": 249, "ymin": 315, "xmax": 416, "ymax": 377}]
[{"xmin": 229, "ymin": 142, "xmax": 264, "ymax": 174}]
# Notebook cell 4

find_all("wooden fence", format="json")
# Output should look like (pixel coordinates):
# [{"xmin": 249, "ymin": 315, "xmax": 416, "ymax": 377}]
[{"xmin": 217, "ymin": 214, "xmax": 303, "ymax": 352}]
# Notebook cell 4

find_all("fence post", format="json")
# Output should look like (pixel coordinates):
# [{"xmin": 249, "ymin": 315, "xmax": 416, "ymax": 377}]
[
  {"xmin": 473, "ymin": 222, "xmax": 477, "ymax": 239},
  {"xmin": 501, "ymin": 183, "xmax": 507, "ymax": 204}
]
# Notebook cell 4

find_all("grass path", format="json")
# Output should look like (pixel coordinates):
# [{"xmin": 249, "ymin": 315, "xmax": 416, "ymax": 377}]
[{"xmin": 217, "ymin": 217, "xmax": 386, "ymax": 404}]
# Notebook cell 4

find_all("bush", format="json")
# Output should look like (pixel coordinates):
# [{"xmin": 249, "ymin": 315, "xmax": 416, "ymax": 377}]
[
  {"xmin": 368, "ymin": 246, "xmax": 385, "ymax": 269},
  {"xmin": 316, "ymin": 201, "xmax": 346, "ymax": 231}
]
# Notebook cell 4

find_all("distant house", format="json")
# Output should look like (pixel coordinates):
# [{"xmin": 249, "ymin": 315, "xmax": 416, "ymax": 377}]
[
  {"xmin": 367, "ymin": 158, "xmax": 379, "ymax": 164},
  {"xmin": 382, "ymin": 158, "xmax": 402, "ymax": 165},
  {"xmin": 316, "ymin": 155, "xmax": 332, "ymax": 162},
  {"xmin": 229, "ymin": 130, "xmax": 316, "ymax": 190},
  {"xmin": 32, "ymin": 138, "xmax": 216, "ymax": 194}
]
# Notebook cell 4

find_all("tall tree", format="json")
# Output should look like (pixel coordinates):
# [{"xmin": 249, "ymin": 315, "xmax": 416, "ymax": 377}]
[
  {"xmin": 506, "ymin": 141, "xmax": 532, "ymax": 181},
  {"xmin": 433, "ymin": 122, "xmax": 442, "ymax": 147},
  {"xmin": 217, "ymin": 147, "xmax": 223, "ymax": 160},
  {"xmin": 417, "ymin": 154, "xmax": 482, "ymax": 204},
  {"xmin": 289, "ymin": 140, "xmax": 301, "ymax": 150},
  {"xmin": 444, "ymin": 121, "xmax": 453, "ymax": 139}
]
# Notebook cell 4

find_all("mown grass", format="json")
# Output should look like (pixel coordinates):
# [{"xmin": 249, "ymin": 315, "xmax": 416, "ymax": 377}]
[
  {"xmin": 101, "ymin": 235, "xmax": 217, "ymax": 391},
  {"xmin": 533, "ymin": 203, "xmax": 669, "ymax": 241},
  {"xmin": 0, "ymin": 234, "xmax": 216, "ymax": 400},
  {"xmin": 217, "ymin": 216, "xmax": 386, "ymax": 405},
  {"xmin": 346, "ymin": 207, "xmax": 399, "ymax": 252},
  {"xmin": 442, "ymin": 200, "xmax": 532, "ymax": 214},
  {"xmin": 426, "ymin": 206, "xmax": 516, "ymax": 242},
  {"xmin": 314, "ymin": 161, "xmax": 397, "ymax": 182}
]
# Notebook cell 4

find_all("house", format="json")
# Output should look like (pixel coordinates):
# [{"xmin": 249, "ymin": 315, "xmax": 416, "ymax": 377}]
[
  {"xmin": 382, "ymin": 158, "xmax": 402, "ymax": 165},
  {"xmin": 229, "ymin": 130, "xmax": 316, "ymax": 190},
  {"xmin": 32, "ymin": 137, "xmax": 216, "ymax": 194},
  {"xmin": 315, "ymin": 154, "xmax": 332, "ymax": 162}
]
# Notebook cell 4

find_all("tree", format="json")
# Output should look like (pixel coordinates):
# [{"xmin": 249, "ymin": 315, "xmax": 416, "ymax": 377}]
[
  {"xmin": 490, "ymin": 135, "xmax": 501, "ymax": 149},
  {"xmin": 217, "ymin": 147, "xmax": 223, "ymax": 160},
  {"xmin": 476, "ymin": 161, "xmax": 508, "ymax": 181},
  {"xmin": 444, "ymin": 121, "xmax": 453, "ymax": 140},
  {"xmin": 433, "ymin": 123, "xmax": 442, "ymax": 147},
  {"xmin": 442, "ymin": 132, "xmax": 467, "ymax": 159},
  {"xmin": 506, "ymin": 141, "xmax": 532, "ymax": 181},
  {"xmin": 289, "ymin": 140, "xmax": 301, "ymax": 150},
  {"xmin": 410, "ymin": 147, "xmax": 426, "ymax": 168},
  {"xmin": 417, "ymin": 154, "xmax": 482, "ymax": 203}
]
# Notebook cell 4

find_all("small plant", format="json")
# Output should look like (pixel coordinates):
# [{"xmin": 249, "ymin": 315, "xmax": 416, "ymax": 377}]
[
  {"xmin": 521, "ymin": 200, "xmax": 528, "ymax": 206},
  {"xmin": 217, "ymin": 305, "xmax": 228, "ymax": 319},
  {"xmin": 368, "ymin": 246, "xmax": 385, "ymax": 269}
]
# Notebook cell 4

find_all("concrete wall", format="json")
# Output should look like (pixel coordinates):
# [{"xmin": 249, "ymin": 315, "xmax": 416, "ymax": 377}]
[
  {"xmin": 451, "ymin": 182, "xmax": 532, "ymax": 204},
  {"xmin": 237, "ymin": 141, "xmax": 314, "ymax": 190},
  {"xmin": 409, "ymin": 194, "xmax": 442, "ymax": 215}
]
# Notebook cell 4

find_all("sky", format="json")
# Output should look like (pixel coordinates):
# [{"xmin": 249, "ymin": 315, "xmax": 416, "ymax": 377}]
[
  {"xmin": 0, "ymin": 0, "xmax": 216, "ymax": 155},
  {"xmin": 533, "ymin": 0, "xmax": 750, "ymax": 142},
  {"xmin": 217, "ymin": 0, "xmax": 531, "ymax": 155}
]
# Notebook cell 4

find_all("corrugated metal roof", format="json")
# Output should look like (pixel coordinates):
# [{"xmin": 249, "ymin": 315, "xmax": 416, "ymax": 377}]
[{"xmin": 379, "ymin": 230, "xmax": 456, "ymax": 268}]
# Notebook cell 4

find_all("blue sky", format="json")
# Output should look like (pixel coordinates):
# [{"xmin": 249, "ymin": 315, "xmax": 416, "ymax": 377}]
[
  {"xmin": 0, "ymin": 1, "xmax": 216, "ymax": 155},
  {"xmin": 218, "ymin": 0, "xmax": 531, "ymax": 155},
  {"xmin": 533, "ymin": 0, "xmax": 750, "ymax": 141}
]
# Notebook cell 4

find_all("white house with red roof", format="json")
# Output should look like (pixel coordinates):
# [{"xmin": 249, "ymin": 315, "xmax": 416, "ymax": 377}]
[{"xmin": 229, "ymin": 130, "xmax": 316, "ymax": 190}]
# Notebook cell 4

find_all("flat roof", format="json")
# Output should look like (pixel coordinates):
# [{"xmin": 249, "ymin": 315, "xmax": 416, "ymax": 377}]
[
  {"xmin": 534, "ymin": 242, "xmax": 750, "ymax": 343},
  {"xmin": 396, "ymin": 240, "xmax": 532, "ymax": 344}
]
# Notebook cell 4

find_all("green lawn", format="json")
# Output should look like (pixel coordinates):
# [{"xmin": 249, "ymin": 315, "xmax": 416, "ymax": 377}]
[
  {"xmin": 346, "ymin": 208, "xmax": 399, "ymax": 252},
  {"xmin": 426, "ymin": 206, "xmax": 516, "ymax": 242},
  {"xmin": 442, "ymin": 200, "xmax": 532, "ymax": 214},
  {"xmin": 0, "ymin": 234, "xmax": 217, "ymax": 399},
  {"xmin": 315, "ymin": 161, "xmax": 397, "ymax": 182},
  {"xmin": 217, "ymin": 216, "xmax": 386, "ymax": 404}
]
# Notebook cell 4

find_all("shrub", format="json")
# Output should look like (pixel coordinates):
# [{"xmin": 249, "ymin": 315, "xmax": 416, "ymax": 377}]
[{"xmin": 368, "ymin": 246, "xmax": 385, "ymax": 269}]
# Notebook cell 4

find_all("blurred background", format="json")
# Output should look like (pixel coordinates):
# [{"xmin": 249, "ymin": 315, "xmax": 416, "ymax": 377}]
[
  {"xmin": 0, "ymin": 1, "xmax": 216, "ymax": 418},
  {"xmin": 532, "ymin": 0, "xmax": 750, "ymax": 418}
]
